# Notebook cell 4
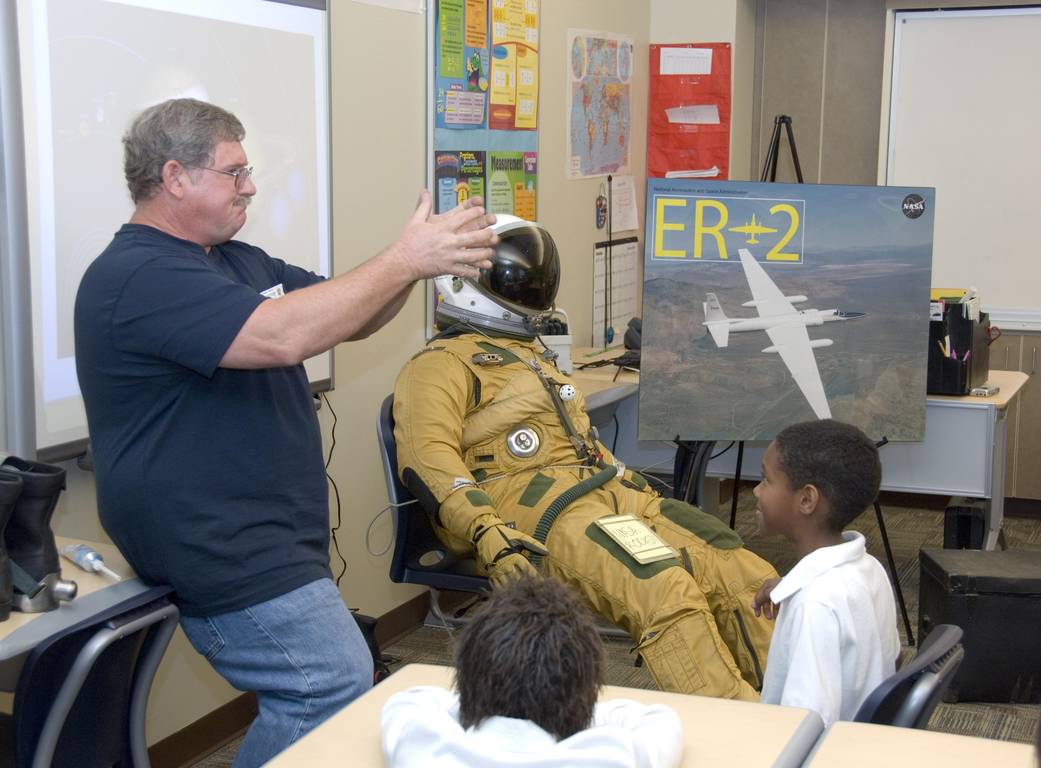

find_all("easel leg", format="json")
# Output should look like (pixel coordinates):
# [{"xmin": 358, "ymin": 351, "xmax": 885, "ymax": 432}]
[
  {"xmin": 874, "ymin": 499, "xmax": 915, "ymax": 645},
  {"xmin": 729, "ymin": 441, "xmax": 745, "ymax": 529}
]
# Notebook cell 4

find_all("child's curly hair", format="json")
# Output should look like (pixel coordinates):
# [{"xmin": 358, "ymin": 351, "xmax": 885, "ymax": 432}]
[{"xmin": 454, "ymin": 574, "xmax": 605, "ymax": 740}]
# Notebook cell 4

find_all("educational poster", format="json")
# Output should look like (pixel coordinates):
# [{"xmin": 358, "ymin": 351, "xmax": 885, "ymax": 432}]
[
  {"xmin": 488, "ymin": 0, "xmax": 539, "ymax": 130},
  {"xmin": 487, "ymin": 151, "xmax": 536, "ymax": 219},
  {"xmin": 432, "ymin": 0, "xmax": 539, "ymax": 219},
  {"xmin": 639, "ymin": 179, "xmax": 935, "ymax": 442},
  {"xmin": 429, "ymin": 1, "xmax": 539, "ymax": 331},
  {"xmin": 566, "ymin": 29, "xmax": 633, "ymax": 179},
  {"xmin": 647, "ymin": 43, "xmax": 731, "ymax": 179},
  {"xmin": 435, "ymin": 0, "xmax": 489, "ymax": 129},
  {"xmin": 434, "ymin": 150, "xmax": 486, "ymax": 213}
]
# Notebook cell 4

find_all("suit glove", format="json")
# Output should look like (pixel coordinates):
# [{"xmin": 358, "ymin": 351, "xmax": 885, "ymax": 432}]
[{"xmin": 472, "ymin": 523, "xmax": 548, "ymax": 587}]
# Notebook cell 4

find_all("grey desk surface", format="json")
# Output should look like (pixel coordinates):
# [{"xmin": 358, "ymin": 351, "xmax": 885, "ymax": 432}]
[
  {"xmin": 267, "ymin": 663, "xmax": 824, "ymax": 768},
  {"xmin": 707, "ymin": 369, "xmax": 1027, "ymax": 496},
  {"xmin": 0, "ymin": 537, "xmax": 145, "ymax": 688}
]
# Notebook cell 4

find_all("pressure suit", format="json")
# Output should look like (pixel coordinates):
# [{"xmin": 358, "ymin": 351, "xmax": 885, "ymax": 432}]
[{"xmin": 393, "ymin": 332, "xmax": 776, "ymax": 700}]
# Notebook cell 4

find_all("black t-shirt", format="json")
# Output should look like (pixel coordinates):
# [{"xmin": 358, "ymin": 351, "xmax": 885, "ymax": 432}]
[{"xmin": 74, "ymin": 223, "xmax": 329, "ymax": 616}]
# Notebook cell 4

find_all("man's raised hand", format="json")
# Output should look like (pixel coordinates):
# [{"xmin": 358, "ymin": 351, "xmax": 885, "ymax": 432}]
[{"xmin": 394, "ymin": 190, "xmax": 497, "ymax": 281}]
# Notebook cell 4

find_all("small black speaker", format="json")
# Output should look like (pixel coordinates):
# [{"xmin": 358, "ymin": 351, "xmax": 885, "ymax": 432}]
[{"xmin": 942, "ymin": 497, "xmax": 986, "ymax": 550}]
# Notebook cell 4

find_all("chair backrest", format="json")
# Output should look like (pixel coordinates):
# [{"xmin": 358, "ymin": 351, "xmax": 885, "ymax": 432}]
[
  {"xmin": 377, "ymin": 395, "xmax": 488, "ymax": 592},
  {"xmin": 11, "ymin": 584, "xmax": 178, "ymax": 768},
  {"xmin": 853, "ymin": 623, "xmax": 965, "ymax": 729}
]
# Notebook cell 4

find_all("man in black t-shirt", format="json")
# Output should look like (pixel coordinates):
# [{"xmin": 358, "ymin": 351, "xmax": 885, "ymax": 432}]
[{"xmin": 74, "ymin": 98, "xmax": 497, "ymax": 768}]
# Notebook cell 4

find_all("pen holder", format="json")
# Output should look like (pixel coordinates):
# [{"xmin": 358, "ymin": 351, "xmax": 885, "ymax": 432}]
[
  {"xmin": 927, "ymin": 352, "xmax": 969, "ymax": 395},
  {"xmin": 926, "ymin": 307, "xmax": 990, "ymax": 395}
]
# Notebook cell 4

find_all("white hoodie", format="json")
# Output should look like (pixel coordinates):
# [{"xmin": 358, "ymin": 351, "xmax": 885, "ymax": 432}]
[{"xmin": 381, "ymin": 685, "xmax": 683, "ymax": 768}]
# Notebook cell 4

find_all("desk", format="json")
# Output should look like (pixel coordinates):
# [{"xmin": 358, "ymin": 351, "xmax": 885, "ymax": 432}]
[
  {"xmin": 570, "ymin": 348, "xmax": 640, "ymax": 434},
  {"xmin": 0, "ymin": 536, "xmax": 143, "ymax": 689},
  {"xmin": 266, "ymin": 663, "xmax": 824, "ymax": 768},
  {"xmin": 804, "ymin": 721, "xmax": 1036, "ymax": 767},
  {"xmin": 571, "ymin": 348, "xmax": 1028, "ymax": 550}
]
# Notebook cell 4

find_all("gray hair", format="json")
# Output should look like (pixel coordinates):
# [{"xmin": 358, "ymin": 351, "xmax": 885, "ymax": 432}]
[{"xmin": 123, "ymin": 98, "xmax": 245, "ymax": 203}]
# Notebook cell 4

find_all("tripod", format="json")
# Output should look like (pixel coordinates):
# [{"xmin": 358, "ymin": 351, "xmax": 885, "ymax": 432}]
[
  {"xmin": 723, "ymin": 115, "xmax": 804, "ymax": 529},
  {"xmin": 872, "ymin": 438, "xmax": 915, "ymax": 645},
  {"xmin": 674, "ymin": 116, "xmax": 806, "ymax": 515},
  {"xmin": 760, "ymin": 114, "xmax": 804, "ymax": 183}
]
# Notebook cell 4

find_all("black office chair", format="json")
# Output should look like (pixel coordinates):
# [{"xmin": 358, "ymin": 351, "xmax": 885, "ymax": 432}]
[
  {"xmin": 376, "ymin": 395, "xmax": 489, "ymax": 618},
  {"xmin": 853, "ymin": 623, "xmax": 964, "ymax": 729},
  {"xmin": 377, "ymin": 394, "xmax": 633, "ymax": 639},
  {"xmin": 0, "ymin": 584, "xmax": 179, "ymax": 768}
]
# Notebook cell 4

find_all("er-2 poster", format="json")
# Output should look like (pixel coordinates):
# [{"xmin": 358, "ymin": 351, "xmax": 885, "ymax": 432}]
[{"xmin": 639, "ymin": 179, "xmax": 934, "ymax": 442}]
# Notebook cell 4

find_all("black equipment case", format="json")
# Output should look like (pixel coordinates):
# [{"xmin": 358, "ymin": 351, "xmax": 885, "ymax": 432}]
[{"xmin": 919, "ymin": 547, "xmax": 1041, "ymax": 703}]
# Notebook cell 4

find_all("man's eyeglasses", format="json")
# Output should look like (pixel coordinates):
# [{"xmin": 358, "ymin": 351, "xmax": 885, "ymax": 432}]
[{"xmin": 200, "ymin": 165, "xmax": 254, "ymax": 189}]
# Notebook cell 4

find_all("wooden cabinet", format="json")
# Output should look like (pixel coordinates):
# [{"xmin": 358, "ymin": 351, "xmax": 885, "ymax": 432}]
[
  {"xmin": 991, "ymin": 331, "xmax": 1041, "ymax": 499},
  {"xmin": 989, "ymin": 332, "xmax": 1021, "ymax": 496}
]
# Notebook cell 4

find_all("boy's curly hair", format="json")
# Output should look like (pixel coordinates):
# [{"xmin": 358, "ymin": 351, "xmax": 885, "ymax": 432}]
[
  {"xmin": 774, "ymin": 418, "xmax": 882, "ymax": 531},
  {"xmin": 454, "ymin": 575, "xmax": 605, "ymax": 740}
]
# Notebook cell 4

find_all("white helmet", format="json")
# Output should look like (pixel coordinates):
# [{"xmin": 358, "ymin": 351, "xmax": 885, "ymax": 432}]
[{"xmin": 434, "ymin": 214, "xmax": 560, "ymax": 337}]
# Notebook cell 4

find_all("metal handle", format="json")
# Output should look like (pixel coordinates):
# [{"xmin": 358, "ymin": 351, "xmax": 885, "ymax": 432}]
[
  {"xmin": 1032, "ymin": 347, "xmax": 1036, "ymax": 376},
  {"xmin": 1004, "ymin": 347, "xmax": 1009, "ymax": 369}
]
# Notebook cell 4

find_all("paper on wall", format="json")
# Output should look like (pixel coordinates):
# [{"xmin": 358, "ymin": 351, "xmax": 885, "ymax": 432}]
[
  {"xmin": 660, "ymin": 47, "xmax": 713, "ymax": 75},
  {"xmin": 665, "ymin": 104, "xmax": 720, "ymax": 125},
  {"xmin": 609, "ymin": 175, "xmax": 639, "ymax": 233},
  {"xmin": 664, "ymin": 167, "xmax": 720, "ymax": 179}
]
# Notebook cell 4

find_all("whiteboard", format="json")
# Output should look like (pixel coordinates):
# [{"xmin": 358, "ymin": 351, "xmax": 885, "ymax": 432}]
[
  {"xmin": 8, "ymin": 0, "xmax": 330, "ymax": 459},
  {"xmin": 883, "ymin": 7, "xmax": 1041, "ymax": 315}
]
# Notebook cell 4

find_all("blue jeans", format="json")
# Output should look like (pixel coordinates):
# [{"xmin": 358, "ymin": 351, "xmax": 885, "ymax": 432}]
[{"xmin": 180, "ymin": 578, "xmax": 374, "ymax": 767}]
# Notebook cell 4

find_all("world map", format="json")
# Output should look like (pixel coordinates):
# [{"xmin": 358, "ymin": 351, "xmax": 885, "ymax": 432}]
[{"xmin": 568, "ymin": 34, "xmax": 632, "ymax": 178}]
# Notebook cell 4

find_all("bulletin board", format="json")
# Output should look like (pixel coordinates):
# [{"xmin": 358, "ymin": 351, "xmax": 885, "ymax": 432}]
[{"xmin": 647, "ymin": 43, "xmax": 730, "ymax": 180}]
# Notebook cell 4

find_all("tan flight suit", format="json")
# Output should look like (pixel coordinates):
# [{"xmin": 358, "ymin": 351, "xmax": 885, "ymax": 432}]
[{"xmin": 393, "ymin": 333, "xmax": 776, "ymax": 700}]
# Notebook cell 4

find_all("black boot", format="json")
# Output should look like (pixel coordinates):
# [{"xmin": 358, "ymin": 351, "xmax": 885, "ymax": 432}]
[
  {"xmin": 0, "ymin": 471, "xmax": 23, "ymax": 622},
  {"xmin": 2, "ymin": 456, "xmax": 65, "ymax": 584}
]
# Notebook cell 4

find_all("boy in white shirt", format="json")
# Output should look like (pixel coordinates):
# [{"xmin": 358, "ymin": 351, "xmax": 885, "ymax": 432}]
[
  {"xmin": 752, "ymin": 419, "xmax": 900, "ymax": 728},
  {"xmin": 381, "ymin": 575, "xmax": 683, "ymax": 767}
]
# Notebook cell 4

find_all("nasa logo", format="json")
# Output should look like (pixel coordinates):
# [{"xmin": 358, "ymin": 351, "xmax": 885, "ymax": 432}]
[{"xmin": 902, "ymin": 194, "xmax": 925, "ymax": 219}]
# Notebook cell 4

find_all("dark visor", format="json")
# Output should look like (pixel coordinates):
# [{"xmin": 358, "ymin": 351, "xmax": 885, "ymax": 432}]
[{"xmin": 478, "ymin": 223, "xmax": 560, "ymax": 311}]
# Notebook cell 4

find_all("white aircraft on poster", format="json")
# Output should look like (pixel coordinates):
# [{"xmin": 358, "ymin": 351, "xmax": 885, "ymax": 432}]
[{"xmin": 702, "ymin": 249, "xmax": 865, "ymax": 419}]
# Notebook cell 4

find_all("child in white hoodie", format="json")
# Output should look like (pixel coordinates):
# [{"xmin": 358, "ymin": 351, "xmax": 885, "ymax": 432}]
[{"xmin": 381, "ymin": 574, "xmax": 682, "ymax": 767}]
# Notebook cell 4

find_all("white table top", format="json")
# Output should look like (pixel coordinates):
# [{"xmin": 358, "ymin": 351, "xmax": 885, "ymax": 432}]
[
  {"xmin": 572, "ymin": 347, "xmax": 1028, "ymax": 410},
  {"xmin": 805, "ymin": 720, "xmax": 1036, "ymax": 767},
  {"xmin": 267, "ymin": 663, "xmax": 824, "ymax": 768}
]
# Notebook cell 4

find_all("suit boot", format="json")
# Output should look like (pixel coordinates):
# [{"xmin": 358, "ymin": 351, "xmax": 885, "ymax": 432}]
[
  {"xmin": 2, "ymin": 456, "xmax": 65, "ymax": 588},
  {"xmin": 0, "ymin": 472, "xmax": 24, "ymax": 622}
]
